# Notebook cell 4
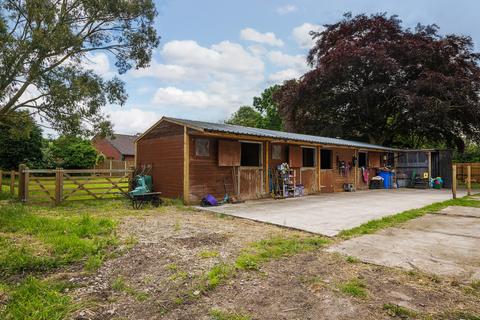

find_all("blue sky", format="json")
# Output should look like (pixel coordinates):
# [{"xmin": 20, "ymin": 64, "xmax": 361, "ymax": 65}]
[{"xmin": 96, "ymin": 0, "xmax": 480, "ymax": 134}]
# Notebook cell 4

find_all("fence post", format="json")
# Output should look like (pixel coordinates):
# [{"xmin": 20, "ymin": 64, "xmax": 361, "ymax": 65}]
[
  {"xmin": 128, "ymin": 166, "xmax": 135, "ymax": 191},
  {"xmin": 452, "ymin": 164, "xmax": 457, "ymax": 199},
  {"xmin": 18, "ymin": 164, "xmax": 26, "ymax": 201},
  {"xmin": 24, "ymin": 166, "xmax": 29, "ymax": 203},
  {"xmin": 55, "ymin": 168, "xmax": 64, "ymax": 205},
  {"xmin": 10, "ymin": 170, "xmax": 15, "ymax": 196},
  {"xmin": 467, "ymin": 165, "xmax": 472, "ymax": 196},
  {"xmin": 109, "ymin": 160, "xmax": 113, "ymax": 177},
  {"xmin": 0, "ymin": 169, "xmax": 3, "ymax": 192}
]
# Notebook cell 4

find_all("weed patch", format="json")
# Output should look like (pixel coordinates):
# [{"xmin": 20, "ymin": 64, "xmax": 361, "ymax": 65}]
[
  {"xmin": 83, "ymin": 254, "xmax": 104, "ymax": 273},
  {"xmin": 199, "ymin": 250, "xmax": 220, "ymax": 259},
  {"xmin": 346, "ymin": 256, "xmax": 359, "ymax": 263},
  {"xmin": 464, "ymin": 280, "xmax": 480, "ymax": 296},
  {"xmin": 202, "ymin": 263, "xmax": 236, "ymax": 291},
  {"xmin": 210, "ymin": 308, "xmax": 252, "ymax": 320},
  {"xmin": 235, "ymin": 236, "xmax": 329, "ymax": 270},
  {"xmin": 111, "ymin": 276, "xmax": 149, "ymax": 301},
  {"xmin": 338, "ymin": 278, "xmax": 368, "ymax": 298},
  {"xmin": 383, "ymin": 303, "xmax": 417, "ymax": 318}
]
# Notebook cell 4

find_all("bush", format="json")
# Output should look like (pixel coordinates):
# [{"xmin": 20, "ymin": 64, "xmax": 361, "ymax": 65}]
[{"xmin": 46, "ymin": 136, "xmax": 98, "ymax": 169}]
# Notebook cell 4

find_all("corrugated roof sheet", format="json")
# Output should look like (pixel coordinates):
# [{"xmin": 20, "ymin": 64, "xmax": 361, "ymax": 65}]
[
  {"xmin": 108, "ymin": 134, "xmax": 137, "ymax": 155},
  {"xmin": 165, "ymin": 117, "xmax": 397, "ymax": 151}
]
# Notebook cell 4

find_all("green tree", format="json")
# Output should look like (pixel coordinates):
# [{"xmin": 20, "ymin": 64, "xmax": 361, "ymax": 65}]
[
  {"xmin": 227, "ymin": 86, "xmax": 283, "ymax": 130},
  {"xmin": 253, "ymin": 85, "xmax": 282, "ymax": 130},
  {"xmin": 226, "ymin": 106, "xmax": 263, "ymax": 128},
  {"xmin": 48, "ymin": 136, "xmax": 98, "ymax": 169},
  {"xmin": 0, "ymin": 0, "xmax": 160, "ymax": 136},
  {"xmin": 0, "ymin": 111, "xmax": 43, "ymax": 169}
]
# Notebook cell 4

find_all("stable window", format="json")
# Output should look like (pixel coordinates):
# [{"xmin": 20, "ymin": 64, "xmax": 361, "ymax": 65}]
[
  {"xmin": 272, "ymin": 144, "xmax": 282, "ymax": 160},
  {"xmin": 195, "ymin": 138, "xmax": 210, "ymax": 157},
  {"xmin": 302, "ymin": 147, "xmax": 315, "ymax": 167},
  {"xmin": 320, "ymin": 149, "xmax": 333, "ymax": 169},
  {"xmin": 241, "ymin": 142, "xmax": 261, "ymax": 166},
  {"xmin": 358, "ymin": 152, "xmax": 367, "ymax": 167}
]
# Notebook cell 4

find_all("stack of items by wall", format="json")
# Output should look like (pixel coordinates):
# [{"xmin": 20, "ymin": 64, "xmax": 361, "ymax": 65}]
[{"xmin": 269, "ymin": 163, "xmax": 304, "ymax": 198}]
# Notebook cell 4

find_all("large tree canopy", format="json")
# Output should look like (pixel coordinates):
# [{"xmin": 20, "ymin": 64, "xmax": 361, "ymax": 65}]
[
  {"xmin": 274, "ymin": 13, "xmax": 480, "ymax": 151},
  {"xmin": 0, "ymin": 0, "xmax": 159, "ymax": 136}
]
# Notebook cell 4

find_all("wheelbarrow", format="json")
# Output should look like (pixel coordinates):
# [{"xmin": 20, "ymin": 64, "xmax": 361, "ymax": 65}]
[{"xmin": 126, "ymin": 175, "xmax": 163, "ymax": 209}]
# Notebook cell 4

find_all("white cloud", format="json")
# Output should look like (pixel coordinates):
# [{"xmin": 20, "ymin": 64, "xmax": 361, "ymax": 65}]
[
  {"xmin": 268, "ymin": 51, "xmax": 305, "ymax": 68},
  {"xmin": 292, "ymin": 23, "xmax": 325, "ymax": 49},
  {"xmin": 82, "ymin": 53, "xmax": 113, "ymax": 77},
  {"xmin": 268, "ymin": 51, "xmax": 309, "ymax": 79},
  {"xmin": 135, "ymin": 40, "xmax": 266, "ymax": 114},
  {"xmin": 108, "ymin": 108, "xmax": 159, "ymax": 134},
  {"xmin": 129, "ymin": 60, "xmax": 188, "ymax": 81},
  {"xmin": 240, "ymin": 28, "xmax": 284, "ymax": 47},
  {"xmin": 162, "ymin": 40, "xmax": 264, "ymax": 77},
  {"xmin": 268, "ymin": 68, "xmax": 302, "ymax": 83},
  {"xmin": 276, "ymin": 4, "xmax": 297, "ymax": 15},
  {"xmin": 152, "ymin": 87, "xmax": 226, "ymax": 109}
]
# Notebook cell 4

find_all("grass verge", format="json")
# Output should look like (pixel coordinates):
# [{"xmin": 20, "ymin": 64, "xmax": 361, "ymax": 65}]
[{"xmin": 339, "ymin": 197, "xmax": 480, "ymax": 238}]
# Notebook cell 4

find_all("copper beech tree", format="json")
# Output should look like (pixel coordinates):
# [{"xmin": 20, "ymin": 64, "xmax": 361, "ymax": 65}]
[{"xmin": 274, "ymin": 13, "xmax": 480, "ymax": 151}]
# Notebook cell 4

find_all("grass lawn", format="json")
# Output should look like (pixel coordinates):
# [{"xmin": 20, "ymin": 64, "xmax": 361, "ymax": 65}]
[{"xmin": 0, "ymin": 196, "xmax": 130, "ymax": 319}]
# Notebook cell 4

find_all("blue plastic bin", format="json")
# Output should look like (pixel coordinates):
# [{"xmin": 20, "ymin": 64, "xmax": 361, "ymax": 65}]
[{"xmin": 378, "ymin": 171, "xmax": 394, "ymax": 189}]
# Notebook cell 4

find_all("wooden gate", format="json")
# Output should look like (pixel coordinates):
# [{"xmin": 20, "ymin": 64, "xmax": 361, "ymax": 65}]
[
  {"xmin": 238, "ymin": 167, "xmax": 263, "ymax": 200},
  {"xmin": 20, "ymin": 168, "xmax": 133, "ymax": 205}
]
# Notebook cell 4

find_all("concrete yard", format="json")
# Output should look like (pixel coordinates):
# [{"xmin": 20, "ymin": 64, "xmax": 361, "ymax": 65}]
[
  {"xmin": 329, "ymin": 206, "xmax": 480, "ymax": 280},
  {"xmin": 199, "ymin": 189, "xmax": 463, "ymax": 236}
]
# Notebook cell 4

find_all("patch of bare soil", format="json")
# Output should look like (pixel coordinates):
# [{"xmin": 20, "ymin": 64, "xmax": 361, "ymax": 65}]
[
  {"xmin": 68, "ymin": 207, "xmax": 480, "ymax": 320},
  {"xmin": 168, "ymin": 251, "xmax": 480, "ymax": 320},
  {"xmin": 69, "ymin": 207, "xmax": 303, "ymax": 320}
]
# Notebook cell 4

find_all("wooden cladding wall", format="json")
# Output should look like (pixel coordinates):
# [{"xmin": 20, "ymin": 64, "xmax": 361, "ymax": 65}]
[
  {"xmin": 218, "ymin": 140, "xmax": 241, "ymax": 166},
  {"xmin": 269, "ymin": 143, "xmax": 288, "ymax": 168},
  {"xmin": 369, "ymin": 152, "xmax": 381, "ymax": 168},
  {"xmin": 332, "ymin": 147, "xmax": 356, "ymax": 192},
  {"xmin": 289, "ymin": 145, "xmax": 302, "ymax": 168},
  {"xmin": 143, "ymin": 121, "xmax": 184, "ymax": 140},
  {"xmin": 189, "ymin": 136, "xmax": 236, "ymax": 202},
  {"xmin": 136, "ymin": 134, "xmax": 184, "ymax": 198}
]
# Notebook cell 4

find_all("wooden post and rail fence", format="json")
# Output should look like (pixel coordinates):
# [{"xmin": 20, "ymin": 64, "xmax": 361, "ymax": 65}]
[
  {"xmin": 451, "ymin": 163, "xmax": 480, "ymax": 199},
  {"xmin": 1, "ymin": 165, "xmax": 134, "ymax": 205}
]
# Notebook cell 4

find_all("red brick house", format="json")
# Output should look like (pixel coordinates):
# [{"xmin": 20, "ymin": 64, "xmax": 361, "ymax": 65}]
[{"xmin": 92, "ymin": 133, "xmax": 137, "ymax": 161}]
